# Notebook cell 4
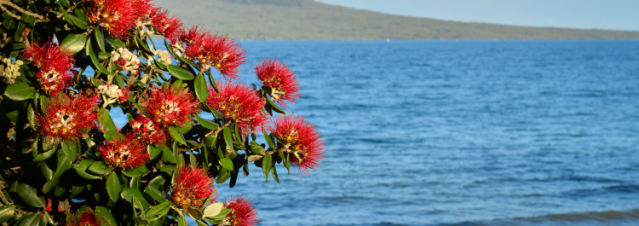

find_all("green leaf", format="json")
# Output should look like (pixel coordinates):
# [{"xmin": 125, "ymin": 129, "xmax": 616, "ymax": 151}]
[
  {"xmin": 43, "ymin": 154, "xmax": 72, "ymax": 193},
  {"xmin": 4, "ymin": 82, "xmax": 34, "ymax": 101},
  {"xmin": 106, "ymin": 173, "xmax": 121, "ymax": 202},
  {"xmin": 145, "ymin": 175, "xmax": 166, "ymax": 202},
  {"xmin": 27, "ymin": 104, "xmax": 36, "ymax": 127},
  {"xmin": 223, "ymin": 127, "xmax": 235, "ymax": 152},
  {"xmin": 60, "ymin": 33, "xmax": 87, "ymax": 54},
  {"xmin": 194, "ymin": 74, "xmax": 208, "ymax": 104},
  {"xmin": 105, "ymin": 35, "xmax": 126, "ymax": 49},
  {"xmin": 178, "ymin": 215, "xmax": 187, "ymax": 226},
  {"xmin": 68, "ymin": 14, "xmax": 88, "ymax": 29},
  {"xmin": 167, "ymin": 65, "xmax": 194, "ymax": 80},
  {"xmin": 203, "ymin": 202, "xmax": 224, "ymax": 218},
  {"xmin": 145, "ymin": 201, "xmax": 171, "ymax": 218},
  {"xmin": 265, "ymin": 96, "xmax": 286, "ymax": 115},
  {"xmin": 17, "ymin": 184, "xmax": 45, "ymax": 208},
  {"xmin": 161, "ymin": 146, "xmax": 176, "ymax": 164},
  {"xmin": 59, "ymin": 0, "xmax": 70, "ymax": 7},
  {"xmin": 165, "ymin": 39, "xmax": 182, "ymax": 61},
  {"xmin": 122, "ymin": 168, "xmax": 143, "ymax": 177},
  {"xmin": 215, "ymin": 168, "xmax": 231, "ymax": 184},
  {"xmin": 262, "ymin": 155, "xmax": 272, "ymax": 183},
  {"xmin": 94, "ymin": 29, "xmax": 106, "ymax": 52},
  {"xmin": 196, "ymin": 116, "xmax": 218, "ymax": 130},
  {"xmin": 61, "ymin": 141, "xmax": 76, "ymax": 161},
  {"xmin": 95, "ymin": 206, "xmax": 117, "ymax": 226},
  {"xmin": 88, "ymin": 161, "xmax": 111, "ymax": 175},
  {"xmin": 5, "ymin": 109, "xmax": 18, "ymax": 123},
  {"xmin": 188, "ymin": 207, "xmax": 203, "ymax": 220},
  {"xmin": 86, "ymin": 36, "xmax": 110, "ymax": 74},
  {"xmin": 271, "ymin": 159, "xmax": 280, "ymax": 184},
  {"xmin": 120, "ymin": 188, "xmax": 151, "ymax": 209},
  {"xmin": 136, "ymin": 35, "xmax": 152, "ymax": 53},
  {"xmin": 75, "ymin": 160, "xmax": 100, "ymax": 180},
  {"xmin": 0, "ymin": 205, "xmax": 15, "ymax": 223},
  {"xmin": 220, "ymin": 158, "xmax": 234, "ymax": 171},
  {"xmin": 99, "ymin": 110, "xmax": 117, "ymax": 140},
  {"xmin": 169, "ymin": 126, "xmax": 187, "ymax": 145},
  {"xmin": 263, "ymin": 129, "xmax": 276, "ymax": 149},
  {"xmin": 18, "ymin": 213, "xmax": 39, "ymax": 226},
  {"xmin": 250, "ymin": 141, "xmax": 264, "ymax": 154}
]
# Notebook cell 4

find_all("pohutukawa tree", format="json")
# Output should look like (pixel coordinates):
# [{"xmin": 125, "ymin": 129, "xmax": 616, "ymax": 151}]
[{"xmin": 0, "ymin": 0, "xmax": 325, "ymax": 225}]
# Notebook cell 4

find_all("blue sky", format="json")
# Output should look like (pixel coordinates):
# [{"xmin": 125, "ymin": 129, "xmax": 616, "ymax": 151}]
[{"xmin": 316, "ymin": 0, "xmax": 639, "ymax": 31}]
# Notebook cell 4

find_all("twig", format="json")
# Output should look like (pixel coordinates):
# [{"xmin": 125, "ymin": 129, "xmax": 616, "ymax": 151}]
[
  {"xmin": 178, "ymin": 120, "xmax": 232, "ymax": 153},
  {"xmin": 0, "ymin": 0, "xmax": 44, "ymax": 20}
]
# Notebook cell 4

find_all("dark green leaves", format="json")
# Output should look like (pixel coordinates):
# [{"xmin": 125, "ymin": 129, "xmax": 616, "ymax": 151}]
[
  {"xmin": 60, "ymin": 33, "xmax": 87, "ymax": 54},
  {"xmin": 106, "ymin": 173, "xmax": 121, "ymax": 202},
  {"xmin": 220, "ymin": 158, "xmax": 234, "ymax": 171},
  {"xmin": 196, "ymin": 116, "xmax": 218, "ymax": 130},
  {"xmin": 168, "ymin": 65, "xmax": 194, "ymax": 80},
  {"xmin": 262, "ymin": 155, "xmax": 273, "ymax": 183},
  {"xmin": 121, "ymin": 188, "xmax": 151, "ymax": 209},
  {"xmin": 4, "ymin": 82, "xmax": 35, "ymax": 101},
  {"xmin": 223, "ymin": 127, "xmax": 235, "ymax": 152},
  {"xmin": 75, "ymin": 160, "xmax": 101, "ymax": 180},
  {"xmin": 17, "ymin": 184, "xmax": 44, "ymax": 208},
  {"xmin": 168, "ymin": 126, "xmax": 186, "ymax": 145},
  {"xmin": 194, "ymin": 74, "xmax": 208, "ymax": 104},
  {"xmin": 86, "ymin": 36, "xmax": 110, "ymax": 74},
  {"xmin": 0, "ymin": 205, "xmax": 15, "ymax": 223},
  {"xmin": 99, "ymin": 110, "xmax": 117, "ymax": 140}
]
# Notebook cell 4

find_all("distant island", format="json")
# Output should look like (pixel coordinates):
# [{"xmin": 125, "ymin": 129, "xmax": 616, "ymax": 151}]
[{"xmin": 154, "ymin": 0, "xmax": 639, "ymax": 40}]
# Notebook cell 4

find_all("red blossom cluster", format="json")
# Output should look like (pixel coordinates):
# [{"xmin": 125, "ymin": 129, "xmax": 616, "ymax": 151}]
[
  {"xmin": 270, "ymin": 115, "xmax": 325, "ymax": 176},
  {"xmin": 24, "ymin": 42, "xmax": 76, "ymax": 94},
  {"xmin": 87, "ymin": 0, "xmax": 139, "ymax": 39},
  {"xmin": 223, "ymin": 196, "xmax": 259, "ymax": 226},
  {"xmin": 171, "ymin": 166, "xmax": 216, "ymax": 209},
  {"xmin": 256, "ymin": 58, "xmax": 300, "ymax": 107},
  {"xmin": 140, "ymin": 85, "xmax": 200, "ymax": 127},
  {"xmin": 35, "ymin": 93, "xmax": 99, "ymax": 140},
  {"xmin": 65, "ymin": 209, "xmax": 103, "ymax": 226},
  {"xmin": 206, "ymin": 82, "xmax": 268, "ymax": 132},
  {"xmin": 149, "ymin": 7, "xmax": 183, "ymax": 40},
  {"xmin": 130, "ymin": 114, "xmax": 167, "ymax": 145},
  {"xmin": 98, "ymin": 133, "xmax": 150, "ymax": 169},
  {"xmin": 174, "ymin": 27, "xmax": 246, "ymax": 79}
]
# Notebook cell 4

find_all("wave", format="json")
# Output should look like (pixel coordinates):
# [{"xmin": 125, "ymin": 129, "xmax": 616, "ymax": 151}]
[{"xmin": 430, "ymin": 209, "xmax": 639, "ymax": 226}]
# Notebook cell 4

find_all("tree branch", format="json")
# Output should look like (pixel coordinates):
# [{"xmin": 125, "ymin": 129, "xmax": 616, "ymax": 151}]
[{"xmin": 0, "ymin": 0, "xmax": 44, "ymax": 20}]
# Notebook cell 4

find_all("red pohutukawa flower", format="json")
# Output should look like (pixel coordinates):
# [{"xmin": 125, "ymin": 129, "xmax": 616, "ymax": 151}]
[
  {"xmin": 140, "ymin": 85, "xmax": 200, "ymax": 127},
  {"xmin": 270, "ymin": 115, "xmax": 324, "ymax": 176},
  {"xmin": 176, "ymin": 27, "xmax": 246, "ymax": 79},
  {"xmin": 98, "ymin": 133, "xmax": 150, "ymax": 169},
  {"xmin": 130, "ymin": 114, "xmax": 167, "ymax": 145},
  {"xmin": 171, "ymin": 166, "xmax": 216, "ymax": 209},
  {"xmin": 223, "ymin": 196, "xmax": 259, "ymax": 226},
  {"xmin": 87, "ymin": 0, "xmax": 137, "ymax": 39},
  {"xmin": 149, "ymin": 7, "xmax": 183, "ymax": 40},
  {"xmin": 24, "ymin": 42, "xmax": 76, "ymax": 94},
  {"xmin": 65, "ymin": 209, "xmax": 103, "ymax": 226},
  {"xmin": 35, "ymin": 93, "xmax": 99, "ymax": 140},
  {"xmin": 256, "ymin": 58, "xmax": 300, "ymax": 107},
  {"xmin": 206, "ymin": 82, "xmax": 268, "ymax": 132}
]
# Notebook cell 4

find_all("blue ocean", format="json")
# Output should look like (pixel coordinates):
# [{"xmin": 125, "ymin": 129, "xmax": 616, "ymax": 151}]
[{"xmin": 118, "ymin": 40, "xmax": 639, "ymax": 225}]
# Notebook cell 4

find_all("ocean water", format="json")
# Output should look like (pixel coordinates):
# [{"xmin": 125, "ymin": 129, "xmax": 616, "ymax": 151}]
[{"xmin": 120, "ymin": 40, "xmax": 639, "ymax": 225}]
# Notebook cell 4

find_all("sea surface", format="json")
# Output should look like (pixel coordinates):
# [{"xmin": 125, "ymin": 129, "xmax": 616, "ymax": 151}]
[{"xmin": 116, "ymin": 40, "xmax": 639, "ymax": 225}]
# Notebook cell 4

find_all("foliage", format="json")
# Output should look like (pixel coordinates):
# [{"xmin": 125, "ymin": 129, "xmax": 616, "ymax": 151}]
[
  {"xmin": 0, "ymin": 0, "xmax": 324, "ymax": 225},
  {"xmin": 155, "ymin": 0, "xmax": 639, "ymax": 40}
]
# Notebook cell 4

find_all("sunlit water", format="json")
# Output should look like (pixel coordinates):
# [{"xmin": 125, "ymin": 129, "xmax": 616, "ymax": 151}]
[{"xmin": 111, "ymin": 40, "xmax": 639, "ymax": 225}]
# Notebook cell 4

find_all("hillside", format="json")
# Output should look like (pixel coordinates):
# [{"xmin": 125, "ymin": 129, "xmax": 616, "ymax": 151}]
[{"xmin": 153, "ymin": 0, "xmax": 639, "ymax": 40}]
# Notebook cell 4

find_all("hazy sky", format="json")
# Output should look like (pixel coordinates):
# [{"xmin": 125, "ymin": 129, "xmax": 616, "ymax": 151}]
[{"xmin": 315, "ymin": 0, "xmax": 639, "ymax": 31}]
